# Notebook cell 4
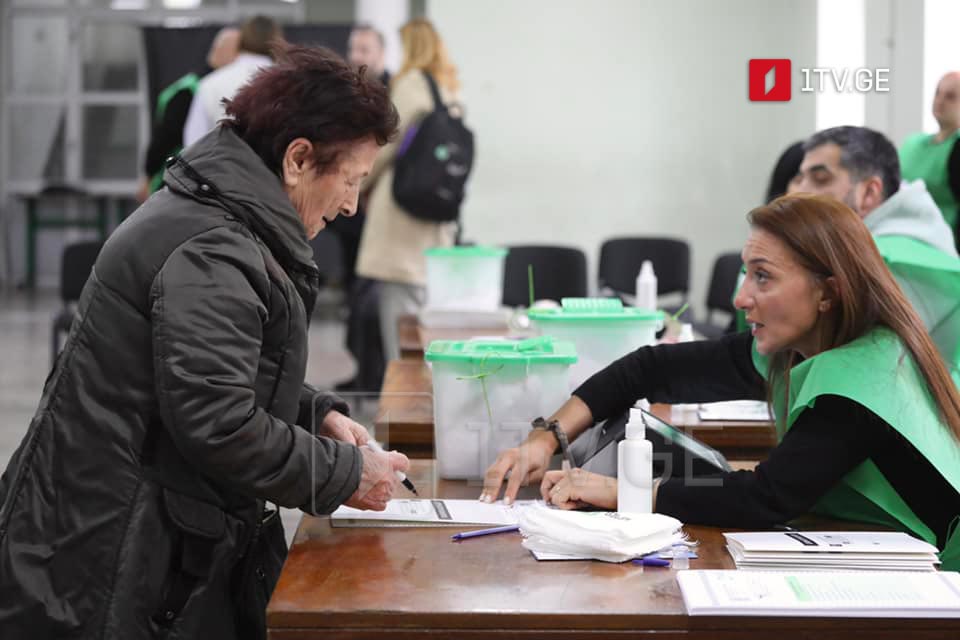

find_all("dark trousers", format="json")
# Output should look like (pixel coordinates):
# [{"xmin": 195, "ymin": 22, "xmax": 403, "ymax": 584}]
[{"xmin": 343, "ymin": 277, "xmax": 385, "ymax": 393}]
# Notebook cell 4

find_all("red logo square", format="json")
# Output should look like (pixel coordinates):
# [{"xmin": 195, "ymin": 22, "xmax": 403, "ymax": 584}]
[{"xmin": 749, "ymin": 59, "xmax": 791, "ymax": 101}]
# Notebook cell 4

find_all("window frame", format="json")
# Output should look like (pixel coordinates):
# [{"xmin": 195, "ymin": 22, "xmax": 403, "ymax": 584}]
[{"xmin": 0, "ymin": 0, "xmax": 305, "ymax": 202}]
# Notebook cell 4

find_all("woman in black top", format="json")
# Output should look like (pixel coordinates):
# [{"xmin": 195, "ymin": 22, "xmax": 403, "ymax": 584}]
[{"xmin": 481, "ymin": 194, "xmax": 960, "ymax": 568}]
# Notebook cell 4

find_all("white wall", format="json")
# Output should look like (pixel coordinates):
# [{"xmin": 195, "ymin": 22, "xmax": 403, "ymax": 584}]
[
  {"xmin": 922, "ymin": 0, "xmax": 960, "ymax": 135},
  {"xmin": 356, "ymin": 0, "xmax": 408, "ymax": 74},
  {"xmin": 815, "ymin": 0, "xmax": 865, "ymax": 130},
  {"xmin": 864, "ymin": 0, "xmax": 925, "ymax": 145},
  {"xmin": 428, "ymin": 0, "xmax": 817, "ymax": 316}
]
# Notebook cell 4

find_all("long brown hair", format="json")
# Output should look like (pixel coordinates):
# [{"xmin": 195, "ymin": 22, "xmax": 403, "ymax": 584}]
[
  {"xmin": 396, "ymin": 18, "xmax": 460, "ymax": 92},
  {"xmin": 748, "ymin": 193, "xmax": 960, "ymax": 440}
]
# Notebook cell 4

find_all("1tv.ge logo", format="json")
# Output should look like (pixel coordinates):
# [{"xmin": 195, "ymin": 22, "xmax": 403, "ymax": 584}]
[{"xmin": 749, "ymin": 59, "xmax": 890, "ymax": 102}]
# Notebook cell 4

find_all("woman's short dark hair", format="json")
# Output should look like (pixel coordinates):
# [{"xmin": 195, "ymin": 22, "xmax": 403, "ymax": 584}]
[
  {"xmin": 765, "ymin": 141, "xmax": 804, "ymax": 203},
  {"xmin": 223, "ymin": 44, "xmax": 399, "ymax": 176}
]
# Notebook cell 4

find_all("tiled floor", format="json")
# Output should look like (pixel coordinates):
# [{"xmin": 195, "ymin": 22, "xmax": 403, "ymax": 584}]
[{"xmin": 0, "ymin": 290, "xmax": 373, "ymax": 546}]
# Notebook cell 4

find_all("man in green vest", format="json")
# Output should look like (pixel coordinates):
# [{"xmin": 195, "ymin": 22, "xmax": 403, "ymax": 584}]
[
  {"xmin": 135, "ymin": 27, "xmax": 240, "ymax": 202},
  {"xmin": 900, "ymin": 71, "xmax": 960, "ymax": 251},
  {"xmin": 792, "ymin": 126, "xmax": 960, "ymax": 382}
]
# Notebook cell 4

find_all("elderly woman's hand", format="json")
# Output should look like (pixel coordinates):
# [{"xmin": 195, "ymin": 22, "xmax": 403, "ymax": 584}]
[
  {"xmin": 320, "ymin": 410, "xmax": 371, "ymax": 446},
  {"xmin": 540, "ymin": 468, "xmax": 618, "ymax": 511},
  {"xmin": 345, "ymin": 445, "xmax": 410, "ymax": 511}
]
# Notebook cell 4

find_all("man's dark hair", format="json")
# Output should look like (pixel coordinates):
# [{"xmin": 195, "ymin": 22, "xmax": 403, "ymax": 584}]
[
  {"xmin": 239, "ymin": 15, "xmax": 283, "ymax": 57},
  {"xmin": 223, "ymin": 44, "xmax": 399, "ymax": 177},
  {"xmin": 803, "ymin": 126, "xmax": 901, "ymax": 200},
  {"xmin": 352, "ymin": 23, "xmax": 385, "ymax": 49}
]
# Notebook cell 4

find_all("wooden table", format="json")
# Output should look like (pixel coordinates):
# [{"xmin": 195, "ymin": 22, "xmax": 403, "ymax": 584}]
[
  {"xmin": 375, "ymin": 359, "xmax": 776, "ymax": 460},
  {"xmin": 267, "ymin": 460, "xmax": 953, "ymax": 639},
  {"xmin": 396, "ymin": 314, "xmax": 423, "ymax": 359}
]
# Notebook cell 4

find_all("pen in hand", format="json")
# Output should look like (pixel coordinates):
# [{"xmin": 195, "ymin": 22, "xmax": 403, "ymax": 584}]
[{"xmin": 364, "ymin": 439, "xmax": 418, "ymax": 495}]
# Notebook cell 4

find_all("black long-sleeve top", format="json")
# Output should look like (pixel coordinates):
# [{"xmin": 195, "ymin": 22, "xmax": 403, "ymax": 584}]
[
  {"xmin": 144, "ymin": 72, "xmax": 206, "ymax": 178},
  {"xmin": 144, "ymin": 88, "xmax": 193, "ymax": 177},
  {"xmin": 573, "ymin": 331, "xmax": 960, "ymax": 549}
]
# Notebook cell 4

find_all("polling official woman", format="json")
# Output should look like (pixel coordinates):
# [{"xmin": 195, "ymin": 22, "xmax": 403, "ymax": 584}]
[
  {"xmin": 0, "ymin": 46, "xmax": 408, "ymax": 639},
  {"xmin": 482, "ymin": 194, "xmax": 960, "ymax": 570}
]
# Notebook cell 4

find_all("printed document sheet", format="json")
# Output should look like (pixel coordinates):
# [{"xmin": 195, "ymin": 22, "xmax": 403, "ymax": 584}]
[
  {"xmin": 678, "ymin": 570, "xmax": 960, "ymax": 617},
  {"xmin": 330, "ymin": 498, "xmax": 530, "ymax": 527}
]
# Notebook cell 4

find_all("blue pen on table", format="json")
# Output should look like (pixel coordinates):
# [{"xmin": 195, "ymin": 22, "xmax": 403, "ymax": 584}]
[
  {"xmin": 632, "ymin": 555, "xmax": 671, "ymax": 568},
  {"xmin": 363, "ymin": 440, "xmax": 418, "ymax": 495},
  {"xmin": 451, "ymin": 524, "xmax": 520, "ymax": 541}
]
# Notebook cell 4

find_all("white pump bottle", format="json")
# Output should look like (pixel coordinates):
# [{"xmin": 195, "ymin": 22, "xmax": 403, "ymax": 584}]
[
  {"xmin": 617, "ymin": 407, "xmax": 654, "ymax": 514},
  {"xmin": 635, "ymin": 260, "xmax": 657, "ymax": 311}
]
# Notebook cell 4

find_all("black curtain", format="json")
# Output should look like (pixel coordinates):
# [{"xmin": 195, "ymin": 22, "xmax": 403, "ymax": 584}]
[{"xmin": 142, "ymin": 24, "xmax": 353, "ymax": 114}]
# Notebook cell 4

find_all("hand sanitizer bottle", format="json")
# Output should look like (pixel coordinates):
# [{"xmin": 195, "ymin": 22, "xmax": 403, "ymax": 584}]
[
  {"xmin": 617, "ymin": 407, "xmax": 653, "ymax": 514},
  {"xmin": 635, "ymin": 260, "xmax": 657, "ymax": 311}
]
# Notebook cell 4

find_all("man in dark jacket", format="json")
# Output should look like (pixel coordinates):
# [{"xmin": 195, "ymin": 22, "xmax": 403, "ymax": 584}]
[{"xmin": 0, "ymin": 45, "xmax": 404, "ymax": 639}]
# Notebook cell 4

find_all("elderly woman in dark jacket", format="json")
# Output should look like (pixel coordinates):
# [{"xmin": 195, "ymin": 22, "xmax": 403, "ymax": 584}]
[{"xmin": 0, "ymin": 46, "xmax": 406, "ymax": 639}]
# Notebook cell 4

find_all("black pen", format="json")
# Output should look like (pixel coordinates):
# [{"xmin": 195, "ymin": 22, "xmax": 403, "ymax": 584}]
[{"xmin": 364, "ymin": 440, "xmax": 418, "ymax": 495}]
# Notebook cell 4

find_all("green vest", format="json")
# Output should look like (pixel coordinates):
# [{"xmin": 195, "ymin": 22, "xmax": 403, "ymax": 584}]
[
  {"xmin": 149, "ymin": 72, "xmax": 200, "ymax": 193},
  {"xmin": 874, "ymin": 235, "xmax": 960, "ymax": 385},
  {"xmin": 900, "ymin": 131, "xmax": 960, "ymax": 228},
  {"xmin": 752, "ymin": 328, "xmax": 960, "ymax": 570}
]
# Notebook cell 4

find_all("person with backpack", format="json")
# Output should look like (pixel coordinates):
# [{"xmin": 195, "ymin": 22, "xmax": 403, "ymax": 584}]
[{"xmin": 356, "ymin": 18, "xmax": 470, "ymax": 362}]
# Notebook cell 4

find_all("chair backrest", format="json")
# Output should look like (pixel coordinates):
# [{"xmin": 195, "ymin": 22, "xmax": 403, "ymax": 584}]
[
  {"xmin": 705, "ymin": 252, "xmax": 744, "ymax": 317},
  {"xmin": 502, "ymin": 245, "xmax": 588, "ymax": 307},
  {"xmin": 598, "ymin": 237, "xmax": 690, "ymax": 298},
  {"xmin": 60, "ymin": 240, "xmax": 103, "ymax": 303}
]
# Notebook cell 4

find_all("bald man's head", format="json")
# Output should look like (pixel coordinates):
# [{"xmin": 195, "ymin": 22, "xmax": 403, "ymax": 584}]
[
  {"xmin": 933, "ymin": 71, "xmax": 960, "ymax": 132},
  {"xmin": 207, "ymin": 27, "xmax": 240, "ymax": 70}
]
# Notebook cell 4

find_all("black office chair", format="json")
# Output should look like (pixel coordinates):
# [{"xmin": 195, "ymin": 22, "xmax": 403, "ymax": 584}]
[
  {"xmin": 695, "ymin": 252, "xmax": 744, "ymax": 339},
  {"xmin": 598, "ymin": 237, "xmax": 690, "ymax": 314},
  {"xmin": 502, "ymin": 245, "xmax": 588, "ymax": 307},
  {"xmin": 51, "ymin": 240, "xmax": 102, "ymax": 366},
  {"xmin": 22, "ymin": 184, "xmax": 110, "ymax": 289}
]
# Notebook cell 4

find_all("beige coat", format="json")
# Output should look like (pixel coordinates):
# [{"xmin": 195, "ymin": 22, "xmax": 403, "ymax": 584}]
[{"xmin": 356, "ymin": 71, "xmax": 459, "ymax": 286}]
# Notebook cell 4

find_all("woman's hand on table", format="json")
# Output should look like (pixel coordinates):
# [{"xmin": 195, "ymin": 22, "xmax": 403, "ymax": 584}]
[
  {"xmin": 480, "ymin": 429, "xmax": 558, "ymax": 505},
  {"xmin": 540, "ymin": 468, "xmax": 618, "ymax": 511}
]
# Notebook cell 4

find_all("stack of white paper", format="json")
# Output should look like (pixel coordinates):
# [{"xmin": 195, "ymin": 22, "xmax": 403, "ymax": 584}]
[
  {"xmin": 697, "ymin": 400, "xmax": 771, "ymax": 421},
  {"xmin": 724, "ymin": 531, "xmax": 940, "ymax": 571},
  {"xmin": 518, "ymin": 503, "xmax": 685, "ymax": 563},
  {"xmin": 678, "ymin": 570, "xmax": 960, "ymax": 617}
]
